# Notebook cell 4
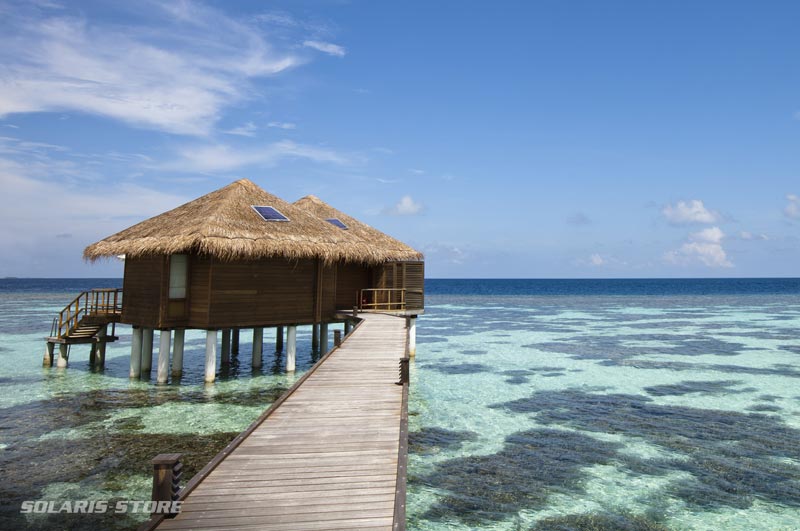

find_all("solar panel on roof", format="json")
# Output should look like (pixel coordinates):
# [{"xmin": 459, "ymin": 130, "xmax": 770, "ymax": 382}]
[
  {"xmin": 252, "ymin": 206, "xmax": 289, "ymax": 222},
  {"xmin": 325, "ymin": 218, "xmax": 348, "ymax": 230}
]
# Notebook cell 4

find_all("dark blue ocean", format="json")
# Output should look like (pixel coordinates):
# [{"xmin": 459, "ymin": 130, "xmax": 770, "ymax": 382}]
[{"xmin": 1, "ymin": 278, "xmax": 800, "ymax": 530}]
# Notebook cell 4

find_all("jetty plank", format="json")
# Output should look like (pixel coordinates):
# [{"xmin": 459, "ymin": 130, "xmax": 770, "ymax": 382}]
[{"xmin": 151, "ymin": 313, "xmax": 407, "ymax": 531}]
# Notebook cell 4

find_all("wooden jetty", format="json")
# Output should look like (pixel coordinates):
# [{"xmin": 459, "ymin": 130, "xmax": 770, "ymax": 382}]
[{"xmin": 142, "ymin": 312, "xmax": 410, "ymax": 531}]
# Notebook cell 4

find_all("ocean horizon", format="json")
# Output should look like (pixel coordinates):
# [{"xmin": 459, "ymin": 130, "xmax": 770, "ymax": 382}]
[{"xmin": 2, "ymin": 277, "xmax": 800, "ymax": 530}]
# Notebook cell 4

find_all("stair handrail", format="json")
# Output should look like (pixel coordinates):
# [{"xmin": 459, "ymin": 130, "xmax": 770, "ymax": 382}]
[{"xmin": 53, "ymin": 288, "xmax": 123, "ymax": 339}]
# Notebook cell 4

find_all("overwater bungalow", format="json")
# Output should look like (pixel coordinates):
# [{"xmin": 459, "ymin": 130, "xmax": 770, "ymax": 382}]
[{"xmin": 45, "ymin": 179, "xmax": 423, "ymax": 383}]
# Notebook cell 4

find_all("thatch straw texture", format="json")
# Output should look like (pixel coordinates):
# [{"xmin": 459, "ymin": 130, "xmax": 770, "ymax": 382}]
[
  {"xmin": 84, "ymin": 179, "xmax": 416, "ymax": 264},
  {"xmin": 293, "ymin": 195, "xmax": 423, "ymax": 261}
]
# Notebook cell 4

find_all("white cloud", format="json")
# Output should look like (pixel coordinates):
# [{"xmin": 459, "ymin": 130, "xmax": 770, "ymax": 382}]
[
  {"xmin": 267, "ymin": 121, "xmax": 296, "ymax": 130},
  {"xmin": 302, "ymin": 40, "xmax": 346, "ymax": 57},
  {"xmin": 784, "ymin": 194, "xmax": 800, "ymax": 219},
  {"xmin": 662, "ymin": 200, "xmax": 719, "ymax": 225},
  {"xmin": 739, "ymin": 231, "xmax": 769, "ymax": 241},
  {"xmin": 408, "ymin": 169, "xmax": 424, "ymax": 175},
  {"xmin": 223, "ymin": 122, "xmax": 258, "ymax": 137},
  {"xmin": 422, "ymin": 243, "xmax": 464, "ymax": 265},
  {"xmin": 385, "ymin": 195, "xmax": 423, "ymax": 216},
  {"xmin": 0, "ymin": 3, "xmax": 303, "ymax": 135},
  {"xmin": 157, "ymin": 140, "xmax": 350, "ymax": 173},
  {"xmin": 665, "ymin": 226, "xmax": 732, "ymax": 268},
  {"xmin": 589, "ymin": 253, "xmax": 605, "ymax": 266}
]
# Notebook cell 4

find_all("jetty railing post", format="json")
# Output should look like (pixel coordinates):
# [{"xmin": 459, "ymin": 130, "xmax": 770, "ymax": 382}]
[
  {"xmin": 333, "ymin": 329, "xmax": 342, "ymax": 347},
  {"xmin": 398, "ymin": 357, "xmax": 410, "ymax": 385},
  {"xmin": 151, "ymin": 453, "xmax": 182, "ymax": 518}
]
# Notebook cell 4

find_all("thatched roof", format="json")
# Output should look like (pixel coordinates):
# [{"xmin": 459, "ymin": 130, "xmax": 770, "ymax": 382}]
[
  {"xmin": 293, "ymin": 195, "xmax": 422, "ymax": 261},
  {"xmin": 84, "ymin": 179, "xmax": 417, "ymax": 264}
]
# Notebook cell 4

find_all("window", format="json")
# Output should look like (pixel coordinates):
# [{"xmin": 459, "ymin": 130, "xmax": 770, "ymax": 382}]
[{"xmin": 169, "ymin": 254, "xmax": 188, "ymax": 299}]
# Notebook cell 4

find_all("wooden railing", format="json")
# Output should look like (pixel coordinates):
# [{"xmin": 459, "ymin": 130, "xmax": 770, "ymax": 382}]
[
  {"xmin": 359, "ymin": 288, "xmax": 406, "ymax": 311},
  {"xmin": 53, "ymin": 288, "xmax": 123, "ymax": 339}
]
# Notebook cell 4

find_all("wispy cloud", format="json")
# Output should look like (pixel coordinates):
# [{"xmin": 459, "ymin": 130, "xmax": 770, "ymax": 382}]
[
  {"xmin": 223, "ymin": 122, "xmax": 258, "ymax": 137},
  {"xmin": 385, "ymin": 195, "xmax": 423, "ymax": 216},
  {"xmin": 303, "ymin": 40, "xmax": 346, "ymax": 57},
  {"xmin": 267, "ymin": 121, "xmax": 296, "ymax": 130},
  {"xmin": 422, "ymin": 243, "xmax": 465, "ymax": 265},
  {"xmin": 0, "ymin": 2, "xmax": 304, "ymax": 135},
  {"xmin": 665, "ymin": 226, "xmax": 732, "ymax": 268},
  {"xmin": 157, "ymin": 140, "xmax": 350, "ymax": 173},
  {"xmin": 784, "ymin": 194, "xmax": 800, "ymax": 219},
  {"xmin": 567, "ymin": 212, "xmax": 591, "ymax": 226},
  {"xmin": 662, "ymin": 199, "xmax": 719, "ymax": 225},
  {"xmin": 739, "ymin": 231, "xmax": 769, "ymax": 241}
]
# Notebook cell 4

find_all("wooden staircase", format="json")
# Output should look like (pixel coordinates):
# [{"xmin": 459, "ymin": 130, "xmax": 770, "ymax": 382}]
[{"xmin": 44, "ymin": 289, "xmax": 123, "ymax": 367}]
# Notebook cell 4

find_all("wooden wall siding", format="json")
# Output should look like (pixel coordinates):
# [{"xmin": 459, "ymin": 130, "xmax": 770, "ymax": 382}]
[
  {"xmin": 121, "ymin": 256, "xmax": 165, "ymax": 328},
  {"xmin": 187, "ymin": 255, "xmax": 212, "ymax": 329},
  {"xmin": 321, "ymin": 263, "xmax": 337, "ymax": 318},
  {"xmin": 404, "ymin": 261, "xmax": 425, "ymax": 310},
  {"xmin": 336, "ymin": 263, "xmax": 371, "ymax": 310},
  {"xmin": 207, "ymin": 259, "xmax": 317, "ymax": 328}
]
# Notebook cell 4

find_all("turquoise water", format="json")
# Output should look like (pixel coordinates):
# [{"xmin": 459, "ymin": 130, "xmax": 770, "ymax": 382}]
[
  {"xmin": 409, "ymin": 287, "xmax": 800, "ymax": 531},
  {"xmin": 2, "ymin": 279, "xmax": 800, "ymax": 530}
]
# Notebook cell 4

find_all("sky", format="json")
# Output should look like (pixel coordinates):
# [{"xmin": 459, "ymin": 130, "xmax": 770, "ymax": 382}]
[{"xmin": 1, "ymin": 0, "xmax": 799, "ymax": 278}]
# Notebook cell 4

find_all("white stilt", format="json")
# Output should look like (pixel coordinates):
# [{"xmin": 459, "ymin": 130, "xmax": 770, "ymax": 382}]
[
  {"xmin": 311, "ymin": 323, "xmax": 319, "ymax": 351},
  {"xmin": 286, "ymin": 325, "xmax": 297, "ymax": 372},
  {"xmin": 408, "ymin": 317, "xmax": 417, "ymax": 357},
  {"xmin": 157, "ymin": 330, "xmax": 171, "ymax": 384},
  {"xmin": 275, "ymin": 326, "xmax": 284, "ymax": 352},
  {"xmin": 96, "ymin": 326, "xmax": 107, "ymax": 368},
  {"xmin": 252, "ymin": 327, "xmax": 263, "ymax": 369},
  {"xmin": 56, "ymin": 344, "xmax": 68, "ymax": 368},
  {"xmin": 172, "ymin": 329, "xmax": 185, "ymax": 377},
  {"xmin": 141, "ymin": 328, "xmax": 154, "ymax": 373},
  {"xmin": 130, "ymin": 327, "xmax": 143, "ymax": 378},
  {"xmin": 205, "ymin": 330, "xmax": 217, "ymax": 383},
  {"xmin": 43, "ymin": 342, "xmax": 55, "ymax": 367},
  {"xmin": 221, "ymin": 329, "xmax": 231, "ymax": 365},
  {"xmin": 320, "ymin": 323, "xmax": 329, "ymax": 354}
]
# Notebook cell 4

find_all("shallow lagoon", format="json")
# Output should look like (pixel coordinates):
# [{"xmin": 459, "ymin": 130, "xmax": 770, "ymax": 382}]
[{"xmin": 2, "ymin": 279, "xmax": 800, "ymax": 530}]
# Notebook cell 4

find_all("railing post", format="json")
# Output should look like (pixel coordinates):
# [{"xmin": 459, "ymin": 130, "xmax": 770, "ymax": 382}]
[
  {"xmin": 398, "ymin": 357, "xmax": 410, "ymax": 385},
  {"xmin": 151, "ymin": 453, "xmax": 182, "ymax": 518}
]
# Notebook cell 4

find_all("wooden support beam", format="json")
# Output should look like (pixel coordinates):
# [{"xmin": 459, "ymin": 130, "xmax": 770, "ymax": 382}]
[
  {"xmin": 320, "ymin": 322, "xmax": 329, "ymax": 354},
  {"xmin": 252, "ymin": 327, "xmax": 263, "ymax": 369},
  {"xmin": 275, "ymin": 326, "xmax": 284, "ymax": 352},
  {"xmin": 231, "ymin": 328, "xmax": 240, "ymax": 356},
  {"xmin": 221, "ymin": 329, "xmax": 231, "ymax": 365}
]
